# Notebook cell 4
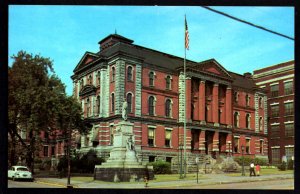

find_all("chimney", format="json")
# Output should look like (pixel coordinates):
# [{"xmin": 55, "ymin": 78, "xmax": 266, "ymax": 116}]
[
  {"xmin": 98, "ymin": 34, "xmax": 134, "ymax": 51},
  {"xmin": 243, "ymin": 72, "xmax": 252, "ymax": 78}
]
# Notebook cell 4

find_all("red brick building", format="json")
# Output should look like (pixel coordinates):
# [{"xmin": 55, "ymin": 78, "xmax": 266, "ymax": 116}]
[
  {"xmin": 253, "ymin": 60, "xmax": 294, "ymax": 165},
  {"xmin": 71, "ymin": 34, "xmax": 268, "ymax": 171}
]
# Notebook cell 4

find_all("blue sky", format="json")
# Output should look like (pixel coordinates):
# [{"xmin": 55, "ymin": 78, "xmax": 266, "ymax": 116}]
[{"xmin": 9, "ymin": 6, "xmax": 294, "ymax": 95}]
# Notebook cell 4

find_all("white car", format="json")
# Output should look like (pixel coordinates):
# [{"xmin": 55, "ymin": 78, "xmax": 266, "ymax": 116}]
[{"xmin": 8, "ymin": 166, "xmax": 33, "ymax": 181}]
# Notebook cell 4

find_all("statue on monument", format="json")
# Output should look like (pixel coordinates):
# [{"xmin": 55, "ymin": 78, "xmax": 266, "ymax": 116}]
[
  {"xmin": 126, "ymin": 136, "xmax": 135, "ymax": 151},
  {"xmin": 122, "ymin": 98, "xmax": 128, "ymax": 121}
]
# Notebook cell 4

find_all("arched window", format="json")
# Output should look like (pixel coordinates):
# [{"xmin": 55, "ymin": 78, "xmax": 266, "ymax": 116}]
[
  {"xmin": 165, "ymin": 99, "xmax": 172, "ymax": 118},
  {"xmin": 88, "ymin": 75, "xmax": 92, "ymax": 85},
  {"xmin": 166, "ymin": 75, "xmax": 171, "ymax": 90},
  {"xmin": 86, "ymin": 98, "xmax": 90, "ymax": 117},
  {"xmin": 148, "ymin": 96, "xmax": 155, "ymax": 116},
  {"xmin": 111, "ymin": 93, "xmax": 115, "ymax": 112},
  {"xmin": 127, "ymin": 93, "xmax": 132, "ymax": 113},
  {"xmin": 97, "ymin": 71, "xmax": 100, "ymax": 86},
  {"xmin": 234, "ymin": 92, "xmax": 239, "ymax": 102},
  {"xmin": 234, "ymin": 112, "xmax": 239, "ymax": 128},
  {"xmin": 127, "ymin": 66, "xmax": 133, "ymax": 81},
  {"xmin": 96, "ymin": 95, "xmax": 100, "ymax": 115},
  {"xmin": 259, "ymin": 97, "xmax": 263, "ymax": 108},
  {"xmin": 111, "ymin": 67, "xmax": 115, "ymax": 82},
  {"xmin": 246, "ymin": 113, "xmax": 251, "ymax": 129},
  {"xmin": 246, "ymin": 94, "xmax": 250, "ymax": 106},
  {"xmin": 149, "ymin": 71, "xmax": 155, "ymax": 86},
  {"xmin": 80, "ymin": 79, "xmax": 84, "ymax": 90},
  {"xmin": 259, "ymin": 117, "xmax": 263, "ymax": 131}
]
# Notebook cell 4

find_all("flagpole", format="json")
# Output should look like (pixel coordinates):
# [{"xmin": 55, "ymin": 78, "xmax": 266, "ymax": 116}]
[{"xmin": 183, "ymin": 14, "xmax": 187, "ymax": 178}]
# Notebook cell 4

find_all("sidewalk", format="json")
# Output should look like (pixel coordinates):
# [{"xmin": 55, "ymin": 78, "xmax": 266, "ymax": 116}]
[{"xmin": 34, "ymin": 173, "xmax": 293, "ymax": 189}]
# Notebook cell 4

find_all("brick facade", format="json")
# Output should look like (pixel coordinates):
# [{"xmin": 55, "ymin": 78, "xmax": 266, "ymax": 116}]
[
  {"xmin": 69, "ymin": 34, "xmax": 268, "ymax": 171},
  {"xmin": 253, "ymin": 60, "xmax": 294, "ymax": 164}
]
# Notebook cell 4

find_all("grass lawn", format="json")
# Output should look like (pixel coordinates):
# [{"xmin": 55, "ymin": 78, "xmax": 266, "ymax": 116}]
[
  {"xmin": 225, "ymin": 168, "xmax": 293, "ymax": 177},
  {"xmin": 152, "ymin": 173, "xmax": 208, "ymax": 182}
]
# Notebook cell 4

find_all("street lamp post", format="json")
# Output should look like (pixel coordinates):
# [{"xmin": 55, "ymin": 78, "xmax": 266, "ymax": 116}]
[
  {"xmin": 179, "ymin": 144, "xmax": 183, "ymax": 179},
  {"xmin": 241, "ymin": 145, "xmax": 245, "ymax": 176},
  {"xmin": 195, "ymin": 157, "xmax": 199, "ymax": 184},
  {"xmin": 228, "ymin": 142, "xmax": 232, "ymax": 157},
  {"xmin": 291, "ymin": 156, "xmax": 294, "ymax": 178}
]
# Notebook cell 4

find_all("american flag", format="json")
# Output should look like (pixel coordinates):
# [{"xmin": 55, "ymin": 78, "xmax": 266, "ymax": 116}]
[{"xmin": 185, "ymin": 16, "xmax": 189, "ymax": 50}]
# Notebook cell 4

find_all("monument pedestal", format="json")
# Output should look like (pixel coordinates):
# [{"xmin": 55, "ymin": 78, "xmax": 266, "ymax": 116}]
[{"xmin": 94, "ymin": 121, "xmax": 154, "ymax": 182}]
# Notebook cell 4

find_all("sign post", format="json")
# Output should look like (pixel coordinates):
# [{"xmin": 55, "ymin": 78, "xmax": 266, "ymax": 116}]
[{"xmin": 195, "ymin": 157, "xmax": 199, "ymax": 184}]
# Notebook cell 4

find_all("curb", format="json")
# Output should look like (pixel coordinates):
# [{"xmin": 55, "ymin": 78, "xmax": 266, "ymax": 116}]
[{"xmin": 35, "ymin": 180, "xmax": 79, "ymax": 188}]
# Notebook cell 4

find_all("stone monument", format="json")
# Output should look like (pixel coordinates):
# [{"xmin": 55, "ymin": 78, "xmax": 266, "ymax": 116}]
[{"xmin": 94, "ymin": 100, "xmax": 154, "ymax": 182}]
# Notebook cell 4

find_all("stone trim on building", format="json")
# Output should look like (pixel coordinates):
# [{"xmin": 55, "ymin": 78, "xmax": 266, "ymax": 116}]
[
  {"xmin": 115, "ymin": 60, "xmax": 126, "ymax": 115},
  {"xmin": 135, "ymin": 64, "xmax": 142, "ymax": 117}
]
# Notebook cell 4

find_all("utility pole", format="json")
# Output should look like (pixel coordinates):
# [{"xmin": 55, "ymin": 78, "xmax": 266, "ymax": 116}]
[{"xmin": 67, "ymin": 120, "xmax": 73, "ymax": 188}]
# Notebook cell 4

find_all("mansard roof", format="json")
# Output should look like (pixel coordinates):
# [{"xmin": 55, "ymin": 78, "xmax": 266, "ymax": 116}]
[
  {"xmin": 73, "ymin": 34, "xmax": 262, "ymax": 91},
  {"xmin": 229, "ymin": 71, "xmax": 259, "ymax": 91}
]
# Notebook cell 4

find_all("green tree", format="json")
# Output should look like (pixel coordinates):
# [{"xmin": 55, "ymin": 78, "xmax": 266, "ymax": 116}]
[{"xmin": 8, "ymin": 51, "xmax": 89, "ymax": 173}]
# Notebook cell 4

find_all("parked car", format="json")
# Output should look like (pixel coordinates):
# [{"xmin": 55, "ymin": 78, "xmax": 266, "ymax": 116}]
[{"xmin": 8, "ymin": 166, "xmax": 33, "ymax": 181}]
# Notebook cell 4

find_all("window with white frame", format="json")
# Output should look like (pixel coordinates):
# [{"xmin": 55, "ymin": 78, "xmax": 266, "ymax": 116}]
[
  {"xmin": 165, "ymin": 98, "xmax": 172, "ymax": 118},
  {"xmin": 284, "ymin": 102, "xmax": 294, "ymax": 116},
  {"xmin": 80, "ymin": 79, "xmax": 84, "ymax": 90},
  {"xmin": 246, "ymin": 113, "xmax": 251, "ymax": 129},
  {"xmin": 259, "ymin": 117, "xmax": 263, "ymax": 131},
  {"xmin": 127, "ymin": 66, "xmax": 133, "ymax": 81},
  {"xmin": 148, "ymin": 96, "xmax": 155, "ymax": 116},
  {"xmin": 149, "ymin": 71, "xmax": 155, "ymax": 86},
  {"xmin": 111, "ymin": 93, "xmax": 115, "ymax": 112},
  {"xmin": 271, "ymin": 104, "xmax": 279, "ymax": 117},
  {"xmin": 270, "ymin": 124, "xmax": 280, "ymax": 138},
  {"xmin": 86, "ymin": 98, "xmax": 90, "ymax": 117},
  {"xmin": 165, "ymin": 129, "xmax": 172, "ymax": 147},
  {"xmin": 246, "ymin": 139, "xmax": 250, "ymax": 154},
  {"xmin": 166, "ymin": 75, "xmax": 172, "ymax": 90},
  {"xmin": 284, "ymin": 81, "xmax": 293, "ymax": 95},
  {"xmin": 246, "ymin": 94, "xmax": 250, "ymax": 106},
  {"xmin": 260, "ymin": 140, "xmax": 264, "ymax": 154},
  {"xmin": 88, "ymin": 75, "xmax": 92, "ymax": 85},
  {"xmin": 234, "ymin": 112, "xmax": 239, "ymax": 128},
  {"xmin": 96, "ymin": 95, "xmax": 100, "ymax": 115},
  {"xmin": 97, "ymin": 71, "xmax": 100, "ymax": 86},
  {"xmin": 259, "ymin": 97, "xmax": 263, "ymax": 108},
  {"xmin": 271, "ymin": 147, "xmax": 280, "ymax": 164},
  {"xmin": 285, "ymin": 146, "xmax": 294, "ymax": 161},
  {"xmin": 285, "ymin": 123, "xmax": 294, "ymax": 137},
  {"xmin": 234, "ymin": 92, "xmax": 239, "ymax": 102},
  {"xmin": 110, "ymin": 125, "xmax": 114, "ymax": 145},
  {"xmin": 234, "ymin": 137, "xmax": 240, "ymax": 153},
  {"xmin": 111, "ymin": 66, "xmax": 115, "ymax": 82},
  {"xmin": 127, "ymin": 93, "xmax": 133, "ymax": 113},
  {"xmin": 270, "ymin": 84, "xmax": 279, "ymax": 97},
  {"xmin": 148, "ymin": 127, "xmax": 155, "ymax": 146}
]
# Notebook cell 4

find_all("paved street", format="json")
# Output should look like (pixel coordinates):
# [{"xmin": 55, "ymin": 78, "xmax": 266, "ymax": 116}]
[
  {"xmin": 8, "ymin": 180, "xmax": 62, "ymax": 188},
  {"xmin": 174, "ymin": 179, "xmax": 294, "ymax": 190},
  {"xmin": 7, "ymin": 173, "xmax": 294, "ymax": 189}
]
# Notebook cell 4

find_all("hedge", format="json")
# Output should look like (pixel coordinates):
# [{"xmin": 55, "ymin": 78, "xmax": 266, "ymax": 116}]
[{"xmin": 148, "ymin": 160, "xmax": 171, "ymax": 174}]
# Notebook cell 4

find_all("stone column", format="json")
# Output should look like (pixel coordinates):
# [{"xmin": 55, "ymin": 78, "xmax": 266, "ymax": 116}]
[
  {"xmin": 198, "ymin": 80, "xmax": 206, "ymax": 124},
  {"xmin": 226, "ymin": 134, "xmax": 232, "ymax": 153},
  {"xmin": 186, "ymin": 77, "xmax": 192, "ymax": 122},
  {"xmin": 198, "ymin": 130, "xmax": 206, "ymax": 153},
  {"xmin": 212, "ymin": 131, "xmax": 219, "ymax": 152},
  {"xmin": 225, "ymin": 87, "xmax": 232, "ymax": 127},
  {"xmin": 212, "ymin": 83, "xmax": 219, "ymax": 126}
]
